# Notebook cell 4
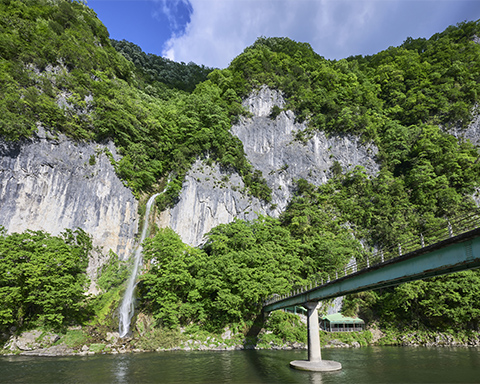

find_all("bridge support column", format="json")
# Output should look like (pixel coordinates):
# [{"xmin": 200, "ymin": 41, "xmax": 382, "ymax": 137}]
[{"xmin": 290, "ymin": 301, "xmax": 342, "ymax": 372}]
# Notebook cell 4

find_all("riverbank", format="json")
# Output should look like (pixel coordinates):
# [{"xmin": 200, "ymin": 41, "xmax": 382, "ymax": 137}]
[
  {"xmin": 2, "ymin": 326, "xmax": 480, "ymax": 357},
  {"xmin": 0, "ymin": 327, "xmax": 302, "ymax": 357}
]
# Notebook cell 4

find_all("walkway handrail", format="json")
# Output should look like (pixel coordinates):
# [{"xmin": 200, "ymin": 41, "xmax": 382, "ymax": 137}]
[{"xmin": 264, "ymin": 208, "xmax": 480, "ymax": 307}]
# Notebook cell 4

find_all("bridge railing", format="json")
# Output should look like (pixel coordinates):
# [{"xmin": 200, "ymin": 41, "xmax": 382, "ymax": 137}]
[{"xmin": 264, "ymin": 208, "xmax": 480, "ymax": 307}]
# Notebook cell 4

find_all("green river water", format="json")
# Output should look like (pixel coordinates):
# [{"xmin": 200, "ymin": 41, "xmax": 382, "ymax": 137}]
[{"xmin": 1, "ymin": 346, "xmax": 479, "ymax": 383}]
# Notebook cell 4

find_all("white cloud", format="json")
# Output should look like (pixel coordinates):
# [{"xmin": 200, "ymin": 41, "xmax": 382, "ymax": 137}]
[
  {"xmin": 153, "ymin": 0, "xmax": 193, "ymax": 35},
  {"xmin": 161, "ymin": 0, "xmax": 480, "ymax": 68}
]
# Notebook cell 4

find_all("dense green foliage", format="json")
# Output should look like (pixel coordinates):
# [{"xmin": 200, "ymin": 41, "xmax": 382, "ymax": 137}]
[
  {"xmin": 224, "ymin": 25, "xmax": 480, "ymax": 139},
  {"xmin": 96, "ymin": 251, "xmax": 130, "ymax": 293},
  {"xmin": 343, "ymin": 270, "xmax": 480, "ymax": 331},
  {"xmin": 319, "ymin": 329, "xmax": 373, "ymax": 347},
  {"xmin": 280, "ymin": 179, "xmax": 364, "ymax": 274},
  {"xmin": 139, "ymin": 211, "xmax": 361, "ymax": 329},
  {"xmin": 139, "ymin": 223, "xmax": 302, "ymax": 329},
  {"xmin": 111, "ymin": 39, "xmax": 213, "ymax": 93},
  {"xmin": 0, "ymin": 0, "xmax": 270, "ymax": 202},
  {"xmin": 2, "ymin": 1, "xmax": 480, "ymax": 335},
  {"xmin": 111, "ymin": 20, "xmax": 480, "ymax": 332},
  {"xmin": 0, "ymin": 228, "xmax": 92, "ymax": 331},
  {"xmin": 216, "ymin": 26, "xmax": 480, "ymax": 249},
  {"xmin": 190, "ymin": 25, "xmax": 480, "ymax": 331},
  {"xmin": 261, "ymin": 311, "xmax": 307, "ymax": 345},
  {"xmin": 380, "ymin": 271, "xmax": 480, "ymax": 330},
  {"xmin": 212, "ymin": 26, "xmax": 480, "ymax": 244},
  {"xmin": 0, "ymin": 0, "xmax": 133, "ymax": 140},
  {"xmin": 293, "ymin": 165, "xmax": 479, "ymax": 330}
]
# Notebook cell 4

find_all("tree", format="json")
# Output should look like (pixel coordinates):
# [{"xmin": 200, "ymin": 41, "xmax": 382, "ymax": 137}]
[
  {"xmin": 140, "ymin": 228, "xmax": 206, "ymax": 328},
  {"xmin": 0, "ymin": 228, "xmax": 92, "ymax": 330}
]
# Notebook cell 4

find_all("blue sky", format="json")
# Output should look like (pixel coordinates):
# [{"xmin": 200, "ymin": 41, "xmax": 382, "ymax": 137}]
[{"xmin": 87, "ymin": 0, "xmax": 480, "ymax": 68}]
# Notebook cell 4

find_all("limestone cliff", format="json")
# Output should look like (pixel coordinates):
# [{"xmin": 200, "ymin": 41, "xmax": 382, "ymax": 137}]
[
  {"xmin": 157, "ymin": 160, "xmax": 267, "ymax": 246},
  {"xmin": 233, "ymin": 86, "xmax": 379, "ymax": 215},
  {"xmin": 0, "ymin": 128, "xmax": 139, "ymax": 281},
  {"xmin": 2, "ymin": 86, "xmax": 478, "ymax": 279},
  {"xmin": 159, "ymin": 87, "xmax": 380, "ymax": 246}
]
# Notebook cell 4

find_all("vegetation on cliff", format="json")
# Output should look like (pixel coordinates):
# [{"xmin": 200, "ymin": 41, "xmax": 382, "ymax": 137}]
[
  {"xmin": 0, "ymin": 0, "xmax": 270, "ymax": 202},
  {"xmin": 1, "ymin": 0, "xmax": 480, "ymax": 340},
  {"xmin": 136, "ymin": 23, "xmax": 480, "ymax": 333}
]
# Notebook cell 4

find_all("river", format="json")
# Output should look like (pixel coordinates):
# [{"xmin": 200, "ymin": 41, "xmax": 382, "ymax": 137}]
[{"xmin": 1, "ymin": 347, "xmax": 479, "ymax": 383}]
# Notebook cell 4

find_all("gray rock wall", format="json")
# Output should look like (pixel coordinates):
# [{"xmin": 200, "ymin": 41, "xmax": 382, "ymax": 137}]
[
  {"xmin": 160, "ymin": 87, "xmax": 380, "ymax": 246},
  {"xmin": 157, "ymin": 160, "xmax": 267, "ymax": 246},
  {"xmin": 0, "ymin": 129, "xmax": 139, "ymax": 281},
  {"xmin": 233, "ymin": 86, "xmax": 379, "ymax": 215},
  {"xmin": 445, "ymin": 110, "xmax": 480, "ymax": 146},
  {"xmin": 440, "ymin": 109, "xmax": 480, "ymax": 206}
]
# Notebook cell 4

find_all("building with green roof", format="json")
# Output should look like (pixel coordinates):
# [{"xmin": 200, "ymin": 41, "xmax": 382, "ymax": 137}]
[{"xmin": 320, "ymin": 313, "xmax": 365, "ymax": 332}]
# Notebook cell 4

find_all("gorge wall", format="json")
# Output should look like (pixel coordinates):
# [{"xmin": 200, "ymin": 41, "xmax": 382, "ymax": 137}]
[
  {"xmin": 447, "ymin": 111, "xmax": 480, "ymax": 206},
  {"xmin": 0, "ymin": 127, "xmax": 139, "ymax": 283},
  {"xmin": 1, "ymin": 86, "xmax": 478, "ymax": 278},
  {"xmin": 158, "ymin": 87, "xmax": 380, "ymax": 246}
]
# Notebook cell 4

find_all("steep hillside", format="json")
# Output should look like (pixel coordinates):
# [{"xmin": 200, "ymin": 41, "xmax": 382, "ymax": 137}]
[
  {"xmin": 0, "ymin": 0, "xmax": 269, "ymax": 198},
  {"xmin": 0, "ymin": 0, "xmax": 268, "ymax": 254},
  {"xmin": 147, "ymin": 26, "xmax": 480, "ymax": 333},
  {"xmin": 162, "ymin": 25, "xmax": 480, "ymax": 248},
  {"xmin": 1, "ymin": 0, "xmax": 480, "ymax": 341},
  {"xmin": 159, "ymin": 86, "xmax": 379, "ymax": 245}
]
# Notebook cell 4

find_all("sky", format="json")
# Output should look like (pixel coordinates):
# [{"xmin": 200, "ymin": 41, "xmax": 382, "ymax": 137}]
[{"xmin": 86, "ymin": 0, "xmax": 480, "ymax": 69}]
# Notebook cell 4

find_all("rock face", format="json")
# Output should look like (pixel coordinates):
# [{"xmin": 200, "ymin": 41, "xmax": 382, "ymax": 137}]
[
  {"xmin": 233, "ymin": 86, "xmax": 379, "ymax": 215},
  {"xmin": 3, "ymin": 86, "xmax": 477, "ymax": 277},
  {"xmin": 157, "ymin": 160, "xmax": 268, "ymax": 246},
  {"xmin": 0, "ymin": 128, "xmax": 139, "ymax": 276},
  {"xmin": 161, "ymin": 87, "xmax": 380, "ymax": 246},
  {"xmin": 445, "ymin": 110, "xmax": 480, "ymax": 146},
  {"xmin": 442, "ymin": 111, "xmax": 480, "ymax": 206}
]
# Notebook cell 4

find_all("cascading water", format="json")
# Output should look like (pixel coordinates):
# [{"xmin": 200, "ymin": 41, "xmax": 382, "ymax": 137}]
[{"xmin": 118, "ymin": 193, "xmax": 160, "ymax": 338}]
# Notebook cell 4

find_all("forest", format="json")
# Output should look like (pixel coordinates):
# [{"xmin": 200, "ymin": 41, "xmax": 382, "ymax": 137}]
[{"xmin": 1, "ymin": 0, "xmax": 480, "ymax": 343}]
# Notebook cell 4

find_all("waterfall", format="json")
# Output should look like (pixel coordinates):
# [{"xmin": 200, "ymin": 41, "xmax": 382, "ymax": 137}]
[{"xmin": 118, "ymin": 193, "xmax": 160, "ymax": 338}]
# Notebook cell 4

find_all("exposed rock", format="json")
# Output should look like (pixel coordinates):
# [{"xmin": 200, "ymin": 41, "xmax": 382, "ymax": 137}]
[
  {"xmin": 292, "ymin": 342, "xmax": 305, "ymax": 349},
  {"xmin": 441, "ymin": 111, "xmax": 480, "ymax": 206},
  {"xmin": 326, "ymin": 297, "xmax": 343, "ymax": 315},
  {"xmin": 4, "ymin": 330, "xmax": 60, "ymax": 352},
  {"xmin": 445, "ymin": 109, "xmax": 480, "ymax": 146},
  {"xmin": 233, "ymin": 86, "xmax": 380, "ymax": 215},
  {"xmin": 20, "ymin": 345, "xmax": 75, "ymax": 356},
  {"xmin": 369, "ymin": 326, "xmax": 384, "ymax": 344},
  {"xmin": 326, "ymin": 339, "xmax": 349, "ymax": 348},
  {"xmin": 0, "ymin": 128, "xmax": 139, "ymax": 288},
  {"xmin": 157, "ymin": 160, "xmax": 267, "ymax": 246},
  {"xmin": 389, "ymin": 331, "xmax": 480, "ymax": 347},
  {"xmin": 473, "ymin": 187, "xmax": 480, "ymax": 207},
  {"xmin": 106, "ymin": 332, "xmax": 120, "ymax": 344},
  {"xmin": 160, "ymin": 86, "xmax": 379, "ymax": 246},
  {"xmin": 221, "ymin": 328, "xmax": 233, "ymax": 340}
]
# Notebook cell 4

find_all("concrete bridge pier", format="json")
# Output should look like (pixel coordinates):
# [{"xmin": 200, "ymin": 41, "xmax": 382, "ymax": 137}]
[{"xmin": 290, "ymin": 301, "xmax": 342, "ymax": 372}]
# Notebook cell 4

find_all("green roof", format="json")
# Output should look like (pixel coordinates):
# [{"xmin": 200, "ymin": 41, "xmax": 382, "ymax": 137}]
[{"xmin": 321, "ymin": 313, "xmax": 365, "ymax": 324}]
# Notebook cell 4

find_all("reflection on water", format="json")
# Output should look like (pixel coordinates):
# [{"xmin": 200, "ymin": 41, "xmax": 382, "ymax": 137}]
[
  {"xmin": 0, "ymin": 347, "xmax": 479, "ymax": 383},
  {"xmin": 113, "ymin": 355, "xmax": 130, "ymax": 384}
]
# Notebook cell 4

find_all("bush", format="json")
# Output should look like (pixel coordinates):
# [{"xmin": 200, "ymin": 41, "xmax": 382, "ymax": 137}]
[{"xmin": 264, "ymin": 311, "xmax": 307, "ymax": 344}]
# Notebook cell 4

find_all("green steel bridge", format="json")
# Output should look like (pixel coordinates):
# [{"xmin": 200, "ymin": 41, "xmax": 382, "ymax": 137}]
[{"xmin": 263, "ymin": 210, "xmax": 480, "ymax": 372}]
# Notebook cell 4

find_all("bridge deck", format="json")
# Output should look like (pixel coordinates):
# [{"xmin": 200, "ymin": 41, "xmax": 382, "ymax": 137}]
[{"xmin": 264, "ymin": 227, "xmax": 480, "ymax": 312}]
